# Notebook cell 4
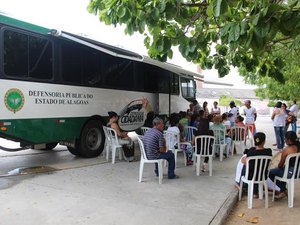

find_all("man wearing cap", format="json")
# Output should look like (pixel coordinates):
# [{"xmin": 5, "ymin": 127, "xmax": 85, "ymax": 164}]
[
  {"xmin": 228, "ymin": 101, "xmax": 239, "ymax": 127},
  {"xmin": 243, "ymin": 100, "xmax": 257, "ymax": 135}
]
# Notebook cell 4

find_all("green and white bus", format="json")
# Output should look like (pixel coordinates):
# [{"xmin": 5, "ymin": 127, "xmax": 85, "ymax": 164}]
[{"xmin": 0, "ymin": 14, "xmax": 202, "ymax": 157}]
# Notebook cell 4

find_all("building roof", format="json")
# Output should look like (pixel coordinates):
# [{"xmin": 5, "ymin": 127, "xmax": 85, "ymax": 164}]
[{"xmin": 197, "ymin": 88, "xmax": 258, "ymax": 99}]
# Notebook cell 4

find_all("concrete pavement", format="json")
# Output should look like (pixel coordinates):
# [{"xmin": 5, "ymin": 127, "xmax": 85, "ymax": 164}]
[{"xmin": 0, "ymin": 116, "xmax": 298, "ymax": 225}]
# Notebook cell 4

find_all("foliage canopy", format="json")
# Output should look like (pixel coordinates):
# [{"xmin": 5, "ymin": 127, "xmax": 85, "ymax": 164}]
[{"xmin": 88, "ymin": 0, "xmax": 300, "ymax": 96}]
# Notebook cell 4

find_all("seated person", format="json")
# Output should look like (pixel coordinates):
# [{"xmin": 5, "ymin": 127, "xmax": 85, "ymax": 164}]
[
  {"xmin": 107, "ymin": 111, "xmax": 134, "ymax": 162},
  {"xmin": 143, "ymin": 117, "xmax": 178, "ymax": 179},
  {"xmin": 235, "ymin": 132, "xmax": 272, "ymax": 198},
  {"xmin": 166, "ymin": 113, "xmax": 193, "ymax": 166},
  {"xmin": 210, "ymin": 115, "xmax": 232, "ymax": 157},
  {"xmin": 192, "ymin": 117, "xmax": 214, "ymax": 172},
  {"xmin": 269, "ymin": 131, "xmax": 300, "ymax": 200}
]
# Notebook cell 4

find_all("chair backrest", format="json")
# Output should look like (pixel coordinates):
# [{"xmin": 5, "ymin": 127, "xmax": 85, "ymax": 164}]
[
  {"xmin": 140, "ymin": 127, "xmax": 150, "ymax": 135},
  {"xmin": 164, "ymin": 130, "xmax": 180, "ymax": 151},
  {"xmin": 282, "ymin": 152, "xmax": 300, "ymax": 180},
  {"xmin": 184, "ymin": 126, "xmax": 197, "ymax": 142},
  {"xmin": 244, "ymin": 156, "xmax": 273, "ymax": 182},
  {"xmin": 211, "ymin": 127, "xmax": 226, "ymax": 145},
  {"xmin": 136, "ymin": 135, "xmax": 148, "ymax": 160},
  {"xmin": 105, "ymin": 127, "xmax": 120, "ymax": 146},
  {"xmin": 230, "ymin": 126, "xmax": 247, "ymax": 141},
  {"xmin": 194, "ymin": 135, "xmax": 215, "ymax": 156}
]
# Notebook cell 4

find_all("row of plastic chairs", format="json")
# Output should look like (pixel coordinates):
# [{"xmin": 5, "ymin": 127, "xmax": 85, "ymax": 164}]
[{"xmin": 239, "ymin": 153, "xmax": 300, "ymax": 209}]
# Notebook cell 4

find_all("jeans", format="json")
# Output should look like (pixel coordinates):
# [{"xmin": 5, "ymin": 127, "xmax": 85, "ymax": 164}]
[
  {"xmin": 155, "ymin": 150, "xmax": 176, "ymax": 178},
  {"xmin": 274, "ymin": 126, "xmax": 284, "ymax": 149},
  {"xmin": 291, "ymin": 121, "xmax": 297, "ymax": 134},
  {"xmin": 269, "ymin": 167, "xmax": 293, "ymax": 192}
]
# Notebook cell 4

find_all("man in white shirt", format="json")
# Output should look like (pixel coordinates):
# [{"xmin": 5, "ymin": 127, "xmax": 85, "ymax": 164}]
[
  {"xmin": 228, "ymin": 101, "xmax": 239, "ymax": 127},
  {"xmin": 243, "ymin": 100, "xmax": 257, "ymax": 135},
  {"xmin": 289, "ymin": 100, "xmax": 299, "ymax": 133}
]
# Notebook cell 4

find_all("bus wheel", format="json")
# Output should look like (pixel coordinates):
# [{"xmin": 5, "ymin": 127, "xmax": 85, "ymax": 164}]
[{"xmin": 78, "ymin": 120, "xmax": 104, "ymax": 158}]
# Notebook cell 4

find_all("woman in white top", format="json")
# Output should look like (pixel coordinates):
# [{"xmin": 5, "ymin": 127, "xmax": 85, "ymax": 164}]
[
  {"xmin": 211, "ymin": 101, "xmax": 221, "ymax": 117},
  {"xmin": 166, "ymin": 113, "xmax": 194, "ymax": 165},
  {"xmin": 271, "ymin": 102, "xmax": 287, "ymax": 151}
]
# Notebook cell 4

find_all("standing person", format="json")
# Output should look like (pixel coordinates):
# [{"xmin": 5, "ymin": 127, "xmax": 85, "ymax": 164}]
[
  {"xmin": 203, "ymin": 101, "xmax": 209, "ymax": 118},
  {"xmin": 107, "ymin": 111, "xmax": 134, "ymax": 162},
  {"xmin": 271, "ymin": 102, "xmax": 286, "ymax": 151},
  {"xmin": 211, "ymin": 101, "xmax": 221, "ymax": 117},
  {"xmin": 282, "ymin": 103, "xmax": 290, "ymax": 135},
  {"xmin": 243, "ymin": 100, "xmax": 257, "ymax": 136},
  {"xmin": 228, "ymin": 101, "xmax": 239, "ymax": 127},
  {"xmin": 143, "ymin": 117, "xmax": 178, "ymax": 179},
  {"xmin": 288, "ymin": 100, "xmax": 299, "ymax": 134},
  {"xmin": 269, "ymin": 131, "xmax": 300, "ymax": 200}
]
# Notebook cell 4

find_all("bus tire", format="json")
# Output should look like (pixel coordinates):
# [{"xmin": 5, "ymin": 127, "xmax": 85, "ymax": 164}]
[{"xmin": 78, "ymin": 120, "xmax": 104, "ymax": 158}]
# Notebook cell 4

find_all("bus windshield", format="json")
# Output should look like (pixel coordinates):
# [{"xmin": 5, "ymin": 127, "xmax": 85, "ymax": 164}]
[{"xmin": 181, "ymin": 77, "xmax": 196, "ymax": 101}]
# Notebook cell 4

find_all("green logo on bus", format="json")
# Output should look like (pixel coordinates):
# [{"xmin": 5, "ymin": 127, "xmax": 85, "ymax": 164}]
[{"xmin": 4, "ymin": 88, "xmax": 25, "ymax": 113}]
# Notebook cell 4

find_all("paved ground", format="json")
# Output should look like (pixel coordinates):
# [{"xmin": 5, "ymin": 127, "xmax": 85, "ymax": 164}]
[{"xmin": 0, "ymin": 116, "xmax": 299, "ymax": 225}]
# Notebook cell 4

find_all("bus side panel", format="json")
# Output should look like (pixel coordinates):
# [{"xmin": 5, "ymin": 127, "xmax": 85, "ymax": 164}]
[{"xmin": 0, "ymin": 117, "xmax": 87, "ymax": 144}]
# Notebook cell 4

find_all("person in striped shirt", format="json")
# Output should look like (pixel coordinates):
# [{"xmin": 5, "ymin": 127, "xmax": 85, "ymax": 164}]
[{"xmin": 143, "ymin": 117, "xmax": 178, "ymax": 179}]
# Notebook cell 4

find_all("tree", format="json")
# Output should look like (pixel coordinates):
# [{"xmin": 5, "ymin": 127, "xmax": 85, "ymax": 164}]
[{"xmin": 88, "ymin": 0, "xmax": 300, "ymax": 83}]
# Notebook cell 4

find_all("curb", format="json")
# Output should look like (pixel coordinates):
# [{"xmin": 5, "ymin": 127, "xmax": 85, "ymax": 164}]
[{"xmin": 209, "ymin": 188, "xmax": 239, "ymax": 225}]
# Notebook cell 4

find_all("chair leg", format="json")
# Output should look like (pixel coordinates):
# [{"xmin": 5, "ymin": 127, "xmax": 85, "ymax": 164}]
[
  {"xmin": 119, "ymin": 147, "xmax": 123, "ymax": 160},
  {"xmin": 288, "ymin": 180, "xmax": 294, "ymax": 208},
  {"xmin": 264, "ymin": 182, "xmax": 269, "ymax": 208},
  {"xmin": 158, "ymin": 161, "xmax": 163, "ymax": 184},
  {"xmin": 106, "ymin": 146, "xmax": 110, "ymax": 162},
  {"xmin": 196, "ymin": 156, "xmax": 201, "ymax": 176},
  {"xmin": 112, "ymin": 146, "xmax": 116, "ymax": 164},
  {"xmin": 174, "ymin": 151, "xmax": 178, "ymax": 168},
  {"xmin": 248, "ymin": 183, "xmax": 254, "ymax": 209},
  {"xmin": 209, "ymin": 157, "xmax": 213, "ymax": 176},
  {"xmin": 138, "ymin": 161, "xmax": 144, "ymax": 183},
  {"xmin": 219, "ymin": 145, "xmax": 224, "ymax": 162}
]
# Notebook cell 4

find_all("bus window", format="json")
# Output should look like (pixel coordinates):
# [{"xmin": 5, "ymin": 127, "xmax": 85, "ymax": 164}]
[
  {"xmin": 3, "ymin": 29, "xmax": 53, "ymax": 79},
  {"xmin": 135, "ymin": 62, "xmax": 158, "ymax": 92},
  {"xmin": 171, "ymin": 73, "xmax": 179, "ymax": 95},
  {"xmin": 181, "ymin": 77, "xmax": 196, "ymax": 100},
  {"xmin": 102, "ymin": 56, "xmax": 134, "ymax": 90}
]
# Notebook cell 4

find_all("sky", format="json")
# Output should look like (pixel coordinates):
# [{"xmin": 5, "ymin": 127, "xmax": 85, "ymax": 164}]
[{"xmin": 0, "ymin": 0, "xmax": 255, "ymax": 89}]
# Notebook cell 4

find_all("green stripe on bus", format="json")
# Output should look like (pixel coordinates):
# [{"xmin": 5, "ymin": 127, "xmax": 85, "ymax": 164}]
[{"xmin": 1, "ymin": 117, "xmax": 90, "ymax": 144}]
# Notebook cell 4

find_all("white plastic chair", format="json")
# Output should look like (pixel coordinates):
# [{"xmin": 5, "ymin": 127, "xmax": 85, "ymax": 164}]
[
  {"xmin": 194, "ymin": 135, "xmax": 215, "ymax": 176},
  {"xmin": 136, "ymin": 136, "xmax": 164, "ymax": 184},
  {"xmin": 239, "ymin": 155, "xmax": 273, "ymax": 209},
  {"xmin": 230, "ymin": 126, "xmax": 247, "ymax": 155},
  {"xmin": 164, "ymin": 130, "xmax": 187, "ymax": 167},
  {"xmin": 183, "ymin": 126, "xmax": 197, "ymax": 143},
  {"xmin": 140, "ymin": 126, "xmax": 150, "ymax": 135},
  {"xmin": 103, "ymin": 126, "xmax": 123, "ymax": 164},
  {"xmin": 212, "ymin": 127, "xmax": 229, "ymax": 161},
  {"xmin": 272, "ymin": 152, "xmax": 300, "ymax": 208}
]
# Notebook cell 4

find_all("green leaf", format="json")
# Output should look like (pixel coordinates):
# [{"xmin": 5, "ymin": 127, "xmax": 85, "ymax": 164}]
[
  {"xmin": 229, "ymin": 23, "xmax": 240, "ymax": 42},
  {"xmin": 213, "ymin": 0, "xmax": 223, "ymax": 17},
  {"xmin": 117, "ymin": 6, "xmax": 126, "ymax": 18}
]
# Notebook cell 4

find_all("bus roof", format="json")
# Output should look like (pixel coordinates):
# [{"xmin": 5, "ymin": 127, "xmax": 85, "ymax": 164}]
[{"xmin": 0, "ymin": 13, "xmax": 204, "ymax": 80}]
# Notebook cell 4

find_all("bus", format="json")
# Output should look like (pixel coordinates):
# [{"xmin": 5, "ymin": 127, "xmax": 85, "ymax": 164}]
[{"xmin": 0, "ymin": 14, "xmax": 203, "ymax": 158}]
